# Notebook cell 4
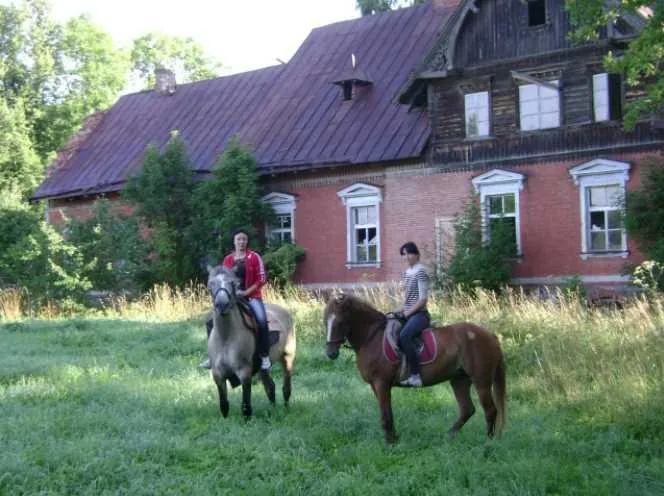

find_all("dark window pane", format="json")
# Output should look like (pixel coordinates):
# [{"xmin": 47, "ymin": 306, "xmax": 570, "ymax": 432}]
[
  {"xmin": 503, "ymin": 194, "xmax": 515, "ymax": 214},
  {"xmin": 607, "ymin": 210, "xmax": 621, "ymax": 229},
  {"xmin": 356, "ymin": 228, "xmax": 367, "ymax": 244},
  {"xmin": 488, "ymin": 196, "xmax": 503, "ymax": 215},
  {"xmin": 608, "ymin": 230, "xmax": 622, "ymax": 250},
  {"xmin": 283, "ymin": 232, "xmax": 292, "ymax": 244},
  {"xmin": 368, "ymin": 244, "xmax": 377, "ymax": 261},
  {"xmin": 590, "ymin": 231, "xmax": 606, "ymax": 250},
  {"xmin": 590, "ymin": 211, "xmax": 606, "ymax": 230}
]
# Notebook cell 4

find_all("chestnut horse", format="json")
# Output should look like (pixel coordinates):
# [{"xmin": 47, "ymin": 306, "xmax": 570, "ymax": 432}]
[
  {"xmin": 324, "ymin": 292, "xmax": 506, "ymax": 444},
  {"xmin": 206, "ymin": 265, "xmax": 296, "ymax": 419}
]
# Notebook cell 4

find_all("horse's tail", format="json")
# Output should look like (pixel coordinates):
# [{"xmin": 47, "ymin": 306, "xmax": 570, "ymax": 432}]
[{"xmin": 492, "ymin": 354, "xmax": 507, "ymax": 436}]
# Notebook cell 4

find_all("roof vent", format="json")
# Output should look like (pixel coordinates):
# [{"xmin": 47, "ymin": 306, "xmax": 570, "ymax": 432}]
[
  {"xmin": 155, "ymin": 68, "xmax": 176, "ymax": 96},
  {"xmin": 331, "ymin": 53, "xmax": 373, "ymax": 101}
]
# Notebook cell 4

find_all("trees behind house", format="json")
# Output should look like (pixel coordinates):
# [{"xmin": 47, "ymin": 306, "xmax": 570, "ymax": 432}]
[
  {"xmin": 130, "ymin": 32, "xmax": 222, "ymax": 90},
  {"xmin": 356, "ymin": 0, "xmax": 426, "ymax": 16},
  {"xmin": 0, "ymin": 0, "xmax": 223, "ymax": 301},
  {"xmin": 566, "ymin": 1, "xmax": 660, "ymax": 129}
]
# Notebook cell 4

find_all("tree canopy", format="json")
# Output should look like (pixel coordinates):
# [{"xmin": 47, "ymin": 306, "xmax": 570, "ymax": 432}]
[
  {"xmin": 356, "ymin": 0, "xmax": 426, "ymax": 16},
  {"xmin": 130, "ymin": 32, "xmax": 222, "ymax": 90},
  {"xmin": 566, "ymin": 1, "xmax": 659, "ymax": 129}
]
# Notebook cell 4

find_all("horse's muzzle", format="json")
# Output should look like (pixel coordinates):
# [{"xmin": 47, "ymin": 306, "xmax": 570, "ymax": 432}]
[{"xmin": 325, "ymin": 343, "xmax": 340, "ymax": 360}]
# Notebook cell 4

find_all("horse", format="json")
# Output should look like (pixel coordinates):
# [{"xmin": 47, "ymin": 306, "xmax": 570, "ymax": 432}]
[
  {"xmin": 324, "ymin": 291, "xmax": 506, "ymax": 444},
  {"xmin": 206, "ymin": 264, "xmax": 296, "ymax": 419}
]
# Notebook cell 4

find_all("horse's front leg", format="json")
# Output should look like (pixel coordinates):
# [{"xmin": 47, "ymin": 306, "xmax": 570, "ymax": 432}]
[
  {"xmin": 260, "ymin": 369, "xmax": 276, "ymax": 405},
  {"xmin": 372, "ymin": 380, "xmax": 397, "ymax": 444},
  {"xmin": 240, "ymin": 375, "xmax": 252, "ymax": 419},
  {"xmin": 212, "ymin": 371, "xmax": 229, "ymax": 418}
]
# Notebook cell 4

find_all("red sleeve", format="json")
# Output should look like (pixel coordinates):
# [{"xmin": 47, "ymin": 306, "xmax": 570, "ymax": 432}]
[
  {"xmin": 249, "ymin": 251, "xmax": 267, "ymax": 289},
  {"xmin": 222, "ymin": 254, "xmax": 234, "ymax": 268}
]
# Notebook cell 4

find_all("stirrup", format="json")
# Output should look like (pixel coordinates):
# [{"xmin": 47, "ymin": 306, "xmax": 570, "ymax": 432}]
[{"xmin": 260, "ymin": 356, "xmax": 271, "ymax": 370}]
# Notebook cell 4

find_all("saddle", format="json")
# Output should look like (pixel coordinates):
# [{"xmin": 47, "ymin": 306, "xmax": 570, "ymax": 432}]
[
  {"xmin": 383, "ymin": 317, "xmax": 438, "ymax": 381},
  {"xmin": 237, "ymin": 298, "xmax": 281, "ymax": 347}
]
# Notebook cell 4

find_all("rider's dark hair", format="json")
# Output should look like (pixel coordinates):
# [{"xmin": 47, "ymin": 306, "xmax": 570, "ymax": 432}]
[
  {"xmin": 399, "ymin": 241, "xmax": 420, "ymax": 256},
  {"xmin": 231, "ymin": 228, "xmax": 250, "ymax": 246}
]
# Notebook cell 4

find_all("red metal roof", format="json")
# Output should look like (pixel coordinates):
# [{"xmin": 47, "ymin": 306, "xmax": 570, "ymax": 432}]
[{"xmin": 34, "ymin": 2, "xmax": 458, "ymax": 200}]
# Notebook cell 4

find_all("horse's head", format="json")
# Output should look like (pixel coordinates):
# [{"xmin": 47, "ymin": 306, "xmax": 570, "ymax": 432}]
[
  {"xmin": 323, "ymin": 289, "xmax": 349, "ymax": 359},
  {"xmin": 207, "ymin": 264, "xmax": 241, "ymax": 315}
]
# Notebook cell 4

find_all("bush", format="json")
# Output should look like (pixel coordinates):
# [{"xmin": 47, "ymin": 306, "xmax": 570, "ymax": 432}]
[
  {"xmin": 0, "ymin": 192, "xmax": 90, "ymax": 306},
  {"xmin": 263, "ymin": 242, "xmax": 306, "ymax": 288},
  {"xmin": 65, "ymin": 198, "xmax": 151, "ymax": 293},
  {"xmin": 445, "ymin": 198, "xmax": 514, "ymax": 293}
]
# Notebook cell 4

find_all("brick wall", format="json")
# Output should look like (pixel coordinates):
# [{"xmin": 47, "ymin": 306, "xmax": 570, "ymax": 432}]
[{"xmin": 43, "ymin": 152, "xmax": 656, "ymax": 288}]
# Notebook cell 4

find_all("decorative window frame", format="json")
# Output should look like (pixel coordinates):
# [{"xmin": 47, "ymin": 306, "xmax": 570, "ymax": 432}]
[
  {"xmin": 569, "ymin": 159, "xmax": 630, "ymax": 259},
  {"xmin": 337, "ymin": 183, "xmax": 382, "ymax": 268},
  {"xmin": 471, "ymin": 169, "xmax": 525, "ymax": 255},
  {"xmin": 261, "ymin": 192, "xmax": 296, "ymax": 243}
]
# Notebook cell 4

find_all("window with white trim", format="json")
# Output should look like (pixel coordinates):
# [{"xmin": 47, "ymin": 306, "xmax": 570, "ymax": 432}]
[
  {"xmin": 592, "ymin": 72, "xmax": 622, "ymax": 122},
  {"xmin": 337, "ymin": 183, "xmax": 382, "ymax": 267},
  {"xmin": 471, "ymin": 169, "xmax": 525, "ymax": 255},
  {"xmin": 569, "ymin": 159, "xmax": 630, "ymax": 258},
  {"xmin": 261, "ymin": 193, "xmax": 296, "ymax": 245},
  {"xmin": 464, "ymin": 91, "xmax": 490, "ymax": 138},
  {"xmin": 519, "ymin": 80, "xmax": 560, "ymax": 131}
]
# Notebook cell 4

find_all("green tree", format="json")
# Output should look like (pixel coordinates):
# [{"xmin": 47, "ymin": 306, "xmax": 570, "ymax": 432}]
[
  {"xmin": 0, "ymin": 99, "xmax": 42, "ymax": 197},
  {"xmin": 446, "ymin": 199, "xmax": 514, "ymax": 293},
  {"xmin": 356, "ymin": 0, "xmax": 426, "ymax": 16},
  {"xmin": 0, "ymin": 1, "xmax": 129, "ymax": 163},
  {"xmin": 566, "ymin": 1, "xmax": 658, "ymax": 129},
  {"xmin": 130, "ymin": 32, "xmax": 221, "ymax": 89},
  {"xmin": 624, "ymin": 156, "xmax": 664, "ymax": 264},
  {"xmin": 123, "ymin": 133, "xmax": 197, "ymax": 287},
  {"xmin": 65, "ymin": 198, "xmax": 151, "ymax": 292},
  {"xmin": 0, "ymin": 188, "xmax": 90, "ymax": 305},
  {"xmin": 188, "ymin": 139, "xmax": 273, "ymax": 265}
]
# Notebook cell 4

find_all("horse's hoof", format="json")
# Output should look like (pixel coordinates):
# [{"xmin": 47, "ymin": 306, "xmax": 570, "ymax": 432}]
[{"xmin": 385, "ymin": 433, "xmax": 399, "ymax": 445}]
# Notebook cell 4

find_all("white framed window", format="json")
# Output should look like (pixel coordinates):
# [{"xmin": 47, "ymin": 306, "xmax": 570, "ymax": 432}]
[
  {"xmin": 337, "ymin": 183, "xmax": 382, "ymax": 267},
  {"xmin": 569, "ymin": 159, "xmax": 630, "ymax": 259},
  {"xmin": 465, "ymin": 91, "xmax": 490, "ymax": 137},
  {"xmin": 472, "ymin": 169, "xmax": 525, "ymax": 255},
  {"xmin": 261, "ymin": 192, "xmax": 296, "ymax": 245},
  {"xmin": 519, "ymin": 80, "xmax": 560, "ymax": 131},
  {"xmin": 592, "ymin": 72, "xmax": 622, "ymax": 122},
  {"xmin": 593, "ymin": 73, "xmax": 610, "ymax": 122}
]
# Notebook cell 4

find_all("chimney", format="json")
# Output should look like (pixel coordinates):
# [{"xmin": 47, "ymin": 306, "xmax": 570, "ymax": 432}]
[{"xmin": 155, "ymin": 68, "xmax": 176, "ymax": 96}]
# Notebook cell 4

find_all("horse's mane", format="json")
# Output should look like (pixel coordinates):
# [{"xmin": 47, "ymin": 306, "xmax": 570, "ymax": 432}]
[
  {"xmin": 327, "ymin": 292, "xmax": 385, "ymax": 322},
  {"xmin": 209, "ymin": 264, "xmax": 239, "ymax": 282}
]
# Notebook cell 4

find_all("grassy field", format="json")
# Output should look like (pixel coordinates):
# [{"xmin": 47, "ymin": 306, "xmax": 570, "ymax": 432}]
[{"xmin": 1, "ymin": 286, "xmax": 664, "ymax": 495}]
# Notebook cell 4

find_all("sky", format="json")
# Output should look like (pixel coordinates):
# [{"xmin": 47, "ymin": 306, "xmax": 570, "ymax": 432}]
[{"xmin": 48, "ymin": 0, "xmax": 361, "ymax": 75}]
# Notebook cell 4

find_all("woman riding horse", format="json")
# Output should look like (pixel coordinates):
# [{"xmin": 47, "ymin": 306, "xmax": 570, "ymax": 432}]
[{"xmin": 201, "ymin": 229, "xmax": 271, "ymax": 371}]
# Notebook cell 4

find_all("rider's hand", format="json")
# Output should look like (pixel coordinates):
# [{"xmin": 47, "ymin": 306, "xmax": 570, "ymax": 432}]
[{"xmin": 394, "ymin": 311, "xmax": 406, "ymax": 321}]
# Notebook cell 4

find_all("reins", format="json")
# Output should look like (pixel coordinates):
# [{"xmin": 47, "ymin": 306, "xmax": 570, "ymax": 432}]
[{"xmin": 337, "ymin": 314, "xmax": 387, "ymax": 351}]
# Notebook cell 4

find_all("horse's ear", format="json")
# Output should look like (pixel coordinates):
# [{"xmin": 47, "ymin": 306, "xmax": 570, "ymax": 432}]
[
  {"xmin": 333, "ymin": 288, "xmax": 345, "ymax": 303},
  {"xmin": 206, "ymin": 264, "xmax": 214, "ymax": 274}
]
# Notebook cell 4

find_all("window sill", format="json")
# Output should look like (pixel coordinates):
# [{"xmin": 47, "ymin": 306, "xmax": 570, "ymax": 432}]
[
  {"xmin": 464, "ymin": 135, "xmax": 496, "ymax": 142},
  {"xmin": 345, "ymin": 261, "xmax": 382, "ymax": 269},
  {"xmin": 580, "ymin": 250, "xmax": 629, "ymax": 260}
]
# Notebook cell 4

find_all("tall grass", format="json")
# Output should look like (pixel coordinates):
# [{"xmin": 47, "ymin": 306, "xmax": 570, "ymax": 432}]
[{"xmin": 1, "ymin": 284, "xmax": 663, "ymax": 494}]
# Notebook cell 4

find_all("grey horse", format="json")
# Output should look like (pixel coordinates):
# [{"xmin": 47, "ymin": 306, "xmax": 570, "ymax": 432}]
[{"xmin": 206, "ymin": 265, "xmax": 296, "ymax": 418}]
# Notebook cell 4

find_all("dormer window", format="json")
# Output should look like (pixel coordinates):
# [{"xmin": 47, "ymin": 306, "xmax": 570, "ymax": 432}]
[
  {"xmin": 528, "ymin": 0, "xmax": 546, "ymax": 26},
  {"xmin": 342, "ymin": 81, "xmax": 353, "ymax": 101},
  {"xmin": 332, "ymin": 53, "xmax": 373, "ymax": 102}
]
